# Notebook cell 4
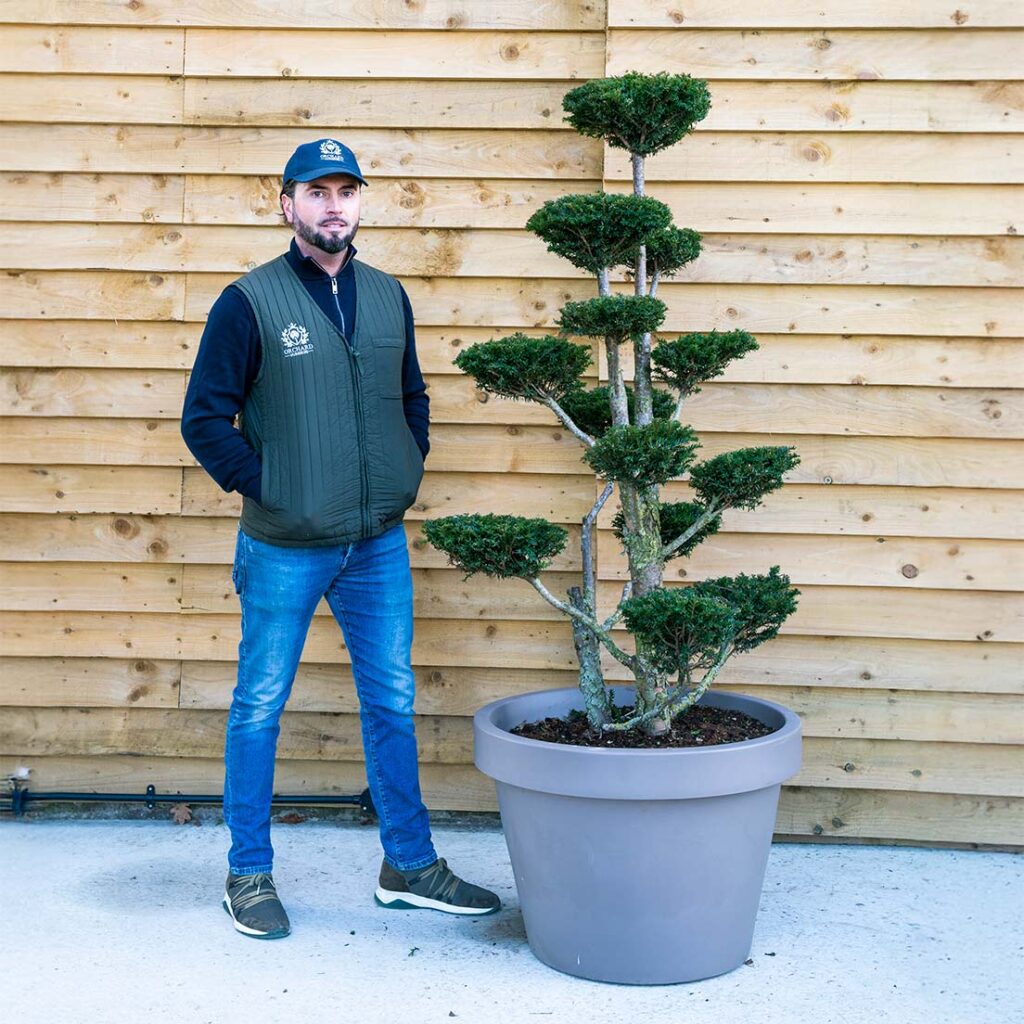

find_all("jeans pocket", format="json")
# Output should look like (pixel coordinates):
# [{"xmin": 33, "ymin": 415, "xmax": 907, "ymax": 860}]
[{"xmin": 231, "ymin": 530, "xmax": 246, "ymax": 595}]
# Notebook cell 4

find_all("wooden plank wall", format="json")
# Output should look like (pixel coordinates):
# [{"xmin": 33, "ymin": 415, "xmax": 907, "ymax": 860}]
[{"xmin": 0, "ymin": 1, "xmax": 1021, "ymax": 847}]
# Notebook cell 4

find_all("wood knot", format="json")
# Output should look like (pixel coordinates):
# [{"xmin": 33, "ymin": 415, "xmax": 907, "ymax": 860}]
[
  {"xmin": 802, "ymin": 141, "xmax": 831, "ymax": 163},
  {"xmin": 112, "ymin": 517, "xmax": 139, "ymax": 538}
]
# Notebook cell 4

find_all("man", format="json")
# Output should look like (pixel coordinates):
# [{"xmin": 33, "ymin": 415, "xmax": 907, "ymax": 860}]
[{"xmin": 181, "ymin": 138, "xmax": 500, "ymax": 940}]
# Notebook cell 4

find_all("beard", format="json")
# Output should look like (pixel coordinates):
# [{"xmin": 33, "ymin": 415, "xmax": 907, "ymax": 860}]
[{"xmin": 290, "ymin": 207, "xmax": 359, "ymax": 255}]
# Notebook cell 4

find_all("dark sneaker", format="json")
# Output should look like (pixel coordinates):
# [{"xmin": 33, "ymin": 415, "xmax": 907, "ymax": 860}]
[
  {"xmin": 375, "ymin": 856, "xmax": 500, "ymax": 916},
  {"xmin": 222, "ymin": 871, "xmax": 291, "ymax": 939}
]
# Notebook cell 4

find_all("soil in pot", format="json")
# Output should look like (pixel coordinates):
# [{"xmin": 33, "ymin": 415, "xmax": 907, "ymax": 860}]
[{"xmin": 509, "ymin": 701, "xmax": 777, "ymax": 749}]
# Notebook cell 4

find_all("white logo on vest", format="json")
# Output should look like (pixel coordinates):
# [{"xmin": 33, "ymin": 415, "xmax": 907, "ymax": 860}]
[
  {"xmin": 280, "ymin": 322, "xmax": 314, "ymax": 357},
  {"xmin": 320, "ymin": 140, "xmax": 344, "ymax": 162}
]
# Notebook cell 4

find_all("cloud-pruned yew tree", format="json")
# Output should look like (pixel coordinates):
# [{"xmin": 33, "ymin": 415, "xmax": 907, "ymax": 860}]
[{"xmin": 423, "ymin": 72, "xmax": 801, "ymax": 738}]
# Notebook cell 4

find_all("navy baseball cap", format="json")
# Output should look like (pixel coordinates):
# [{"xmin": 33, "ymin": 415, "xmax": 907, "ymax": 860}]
[{"xmin": 282, "ymin": 138, "xmax": 369, "ymax": 188}]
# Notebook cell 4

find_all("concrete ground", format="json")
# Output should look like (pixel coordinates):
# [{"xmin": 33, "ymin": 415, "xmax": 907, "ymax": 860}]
[{"xmin": 2, "ymin": 811, "xmax": 1020, "ymax": 1024}]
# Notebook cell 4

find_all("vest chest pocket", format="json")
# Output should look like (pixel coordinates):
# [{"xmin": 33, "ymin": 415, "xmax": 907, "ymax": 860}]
[{"xmin": 371, "ymin": 336, "xmax": 406, "ymax": 398}]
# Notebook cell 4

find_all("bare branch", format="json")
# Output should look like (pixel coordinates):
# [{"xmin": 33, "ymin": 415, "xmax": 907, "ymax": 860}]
[
  {"xmin": 601, "ymin": 578, "xmax": 633, "ymax": 631},
  {"xmin": 541, "ymin": 394, "xmax": 594, "ymax": 448},
  {"xmin": 671, "ymin": 389, "xmax": 686, "ymax": 424},
  {"xmin": 649, "ymin": 268, "xmax": 662, "ymax": 298},
  {"xmin": 583, "ymin": 482, "xmax": 615, "ymax": 603},
  {"xmin": 528, "ymin": 577, "xmax": 641, "ymax": 673},
  {"xmin": 660, "ymin": 500, "xmax": 722, "ymax": 561},
  {"xmin": 600, "ymin": 636, "xmax": 734, "ymax": 733}
]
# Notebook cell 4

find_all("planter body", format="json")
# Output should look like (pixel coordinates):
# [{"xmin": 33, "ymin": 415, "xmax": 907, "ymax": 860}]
[{"xmin": 474, "ymin": 685, "xmax": 802, "ymax": 984}]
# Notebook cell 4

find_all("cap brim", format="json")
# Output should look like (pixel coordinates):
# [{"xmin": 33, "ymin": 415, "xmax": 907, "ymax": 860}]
[{"xmin": 289, "ymin": 166, "xmax": 369, "ymax": 187}]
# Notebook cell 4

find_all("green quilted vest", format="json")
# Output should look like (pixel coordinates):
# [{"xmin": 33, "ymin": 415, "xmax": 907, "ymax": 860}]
[{"xmin": 231, "ymin": 254, "xmax": 424, "ymax": 546}]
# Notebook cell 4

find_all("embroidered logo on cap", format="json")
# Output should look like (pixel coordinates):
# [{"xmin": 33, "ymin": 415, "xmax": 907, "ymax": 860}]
[
  {"xmin": 281, "ymin": 322, "xmax": 313, "ymax": 357},
  {"xmin": 320, "ymin": 140, "xmax": 344, "ymax": 162}
]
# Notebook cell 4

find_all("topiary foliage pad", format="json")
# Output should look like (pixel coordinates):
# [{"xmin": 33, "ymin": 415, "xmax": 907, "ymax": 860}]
[
  {"xmin": 583, "ymin": 419, "xmax": 700, "ymax": 487},
  {"xmin": 621, "ymin": 566, "xmax": 800, "ymax": 676},
  {"xmin": 525, "ymin": 192, "xmax": 673, "ymax": 274},
  {"xmin": 558, "ymin": 294, "xmax": 667, "ymax": 340},
  {"xmin": 652, "ymin": 329, "xmax": 759, "ymax": 396},
  {"xmin": 452, "ymin": 332, "xmax": 592, "ymax": 402},
  {"xmin": 421, "ymin": 513, "xmax": 569, "ymax": 581},
  {"xmin": 563, "ymin": 70, "xmax": 712, "ymax": 157}
]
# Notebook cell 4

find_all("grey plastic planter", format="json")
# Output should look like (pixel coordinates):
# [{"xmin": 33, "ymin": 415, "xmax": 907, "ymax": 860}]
[{"xmin": 474, "ymin": 684, "xmax": 803, "ymax": 985}]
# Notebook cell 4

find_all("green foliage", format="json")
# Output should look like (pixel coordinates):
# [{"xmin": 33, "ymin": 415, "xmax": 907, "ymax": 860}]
[
  {"xmin": 583, "ymin": 419, "xmax": 699, "ymax": 487},
  {"xmin": 525, "ymin": 192, "xmax": 673, "ymax": 274},
  {"xmin": 652, "ymin": 329, "xmax": 758, "ymax": 397},
  {"xmin": 688, "ymin": 446, "xmax": 800, "ymax": 511},
  {"xmin": 557, "ymin": 294, "xmax": 666, "ymax": 340},
  {"xmin": 452, "ymin": 333, "xmax": 591, "ymax": 402},
  {"xmin": 621, "ymin": 567, "xmax": 800, "ymax": 675},
  {"xmin": 560, "ymin": 383, "xmax": 675, "ymax": 438},
  {"xmin": 612, "ymin": 499, "xmax": 722, "ymax": 559},
  {"xmin": 421, "ymin": 514, "xmax": 568, "ymax": 581},
  {"xmin": 625, "ymin": 226, "xmax": 702, "ymax": 280},
  {"xmin": 620, "ymin": 588, "xmax": 736, "ymax": 676},
  {"xmin": 688, "ymin": 566, "xmax": 800, "ymax": 655},
  {"xmin": 562, "ymin": 71, "xmax": 711, "ymax": 157}
]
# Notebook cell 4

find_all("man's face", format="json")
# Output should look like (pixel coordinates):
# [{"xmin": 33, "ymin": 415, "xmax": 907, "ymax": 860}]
[{"xmin": 282, "ymin": 174, "xmax": 361, "ymax": 255}]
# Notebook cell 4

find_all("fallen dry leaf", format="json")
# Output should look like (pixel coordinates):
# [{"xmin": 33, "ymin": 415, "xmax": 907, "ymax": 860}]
[{"xmin": 169, "ymin": 802, "xmax": 193, "ymax": 824}]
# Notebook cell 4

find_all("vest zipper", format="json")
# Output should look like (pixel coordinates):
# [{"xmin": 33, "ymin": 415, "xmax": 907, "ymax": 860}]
[{"xmin": 332, "ymin": 275, "xmax": 370, "ymax": 536}]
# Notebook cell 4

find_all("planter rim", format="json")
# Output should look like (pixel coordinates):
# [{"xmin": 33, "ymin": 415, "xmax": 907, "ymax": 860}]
[{"xmin": 473, "ymin": 685, "xmax": 803, "ymax": 801}]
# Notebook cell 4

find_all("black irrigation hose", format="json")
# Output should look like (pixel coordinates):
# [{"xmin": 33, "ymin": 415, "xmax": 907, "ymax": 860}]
[{"xmin": 1, "ymin": 783, "xmax": 376, "ymax": 819}]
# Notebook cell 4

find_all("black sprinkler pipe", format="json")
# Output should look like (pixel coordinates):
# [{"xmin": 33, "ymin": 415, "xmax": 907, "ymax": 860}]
[{"xmin": 2, "ymin": 781, "xmax": 376, "ymax": 819}]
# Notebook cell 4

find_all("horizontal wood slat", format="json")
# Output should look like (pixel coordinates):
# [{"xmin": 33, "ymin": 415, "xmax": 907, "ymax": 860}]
[
  {"xmin": 607, "ymin": 2, "xmax": 1024, "ymax": 29},
  {"xmin": 4, "ymin": 368, "xmax": 1019, "ymax": 440},
  {"xmin": 3, "ymin": 423, "xmax": 1020, "ymax": 488},
  {"xmin": 598, "ymin": 481, "xmax": 1024, "ymax": 540},
  {"xmin": 0, "ymin": 26, "xmax": 183, "ymax": 74},
  {"xmin": 0, "ymin": 1, "xmax": 606, "ymax": 30},
  {"xmin": 604, "ymin": 133, "xmax": 1024, "ymax": 184},
  {"xmin": 6, "ymin": 175, "xmax": 1019, "ymax": 235},
  {"xmin": 596, "ymin": 531, "xmax": 1022, "ymax": 591},
  {"xmin": 1, "ymin": 73, "xmax": 183, "ymax": 124},
  {"xmin": 0, "ymin": 125, "xmax": 602, "ymax": 178},
  {"xmin": 607, "ymin": 29, "xmax": 1024, "ymax": 80},
  {"xmin": 7, "ymin": 125, "xmax": 1023, "ymax": 186},
  {"xmin": 8, "ymin": 270, "xmax": 1022, "ymax": 338},
  {"xmin": 4, "ymin": 468, "xmax": 1020, "ymax": 541},
  {"xmin": 6, "ymin": 317, "xmax": 1023, "ymax": 390},
  {"xmin": 4, "ymin": 224, "xmax": 1022, "ymax": 287},
  {"xmin": 183, "ymin": 29, "xmax": 606, "ymax": 79},
  {"xmin": 0, "ymin": 611, "xmax": 583, "ymax": 668},
  {"xmin": 599, "ymin": 583, "xmax": 1024, "ymax": 642},
  {"xmin": 174, "ymin": 78, "xmax": 1024, "ymax": 132}
]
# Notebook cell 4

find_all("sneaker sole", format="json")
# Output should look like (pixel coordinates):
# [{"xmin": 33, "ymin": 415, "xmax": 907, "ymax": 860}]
[
  {"xmin": 374, "ymin": 887, "xmax": 499, "ymax": 916},
  {"xmin": 222, "ymin": 894, "xmax": 291, "ymax": 939}
]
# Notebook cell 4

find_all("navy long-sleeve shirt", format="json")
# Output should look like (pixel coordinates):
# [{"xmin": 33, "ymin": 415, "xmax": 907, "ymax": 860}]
[{"xmin": 181, "ymin": 238, "xmax": 430, "ymax": 503}]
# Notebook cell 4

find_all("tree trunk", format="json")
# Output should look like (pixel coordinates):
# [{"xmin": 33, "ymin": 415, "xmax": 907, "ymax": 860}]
[{"xmin": 567, "ymin": 585, "xmax": 608, "ymax": 731}]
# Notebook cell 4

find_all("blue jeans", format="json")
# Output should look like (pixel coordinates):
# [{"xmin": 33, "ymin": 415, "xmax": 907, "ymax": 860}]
[{"xmin": 224, "ymin": 521, "xmax": 438, "ymax": 876}]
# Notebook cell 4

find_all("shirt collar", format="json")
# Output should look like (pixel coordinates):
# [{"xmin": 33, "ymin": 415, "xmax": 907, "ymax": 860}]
[{"xmin": 285, "ymin": 236, "xmax": 358, "ymax": 280}]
